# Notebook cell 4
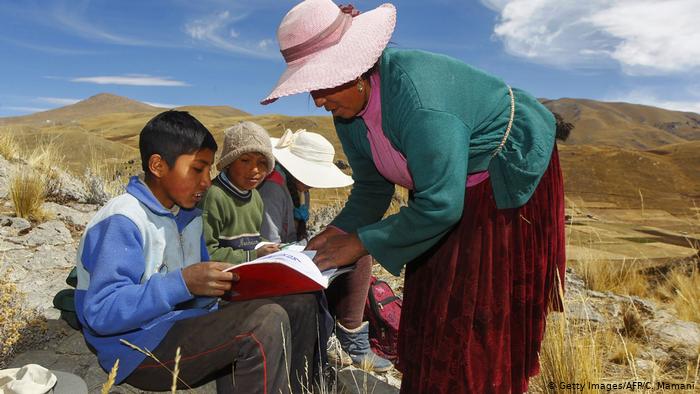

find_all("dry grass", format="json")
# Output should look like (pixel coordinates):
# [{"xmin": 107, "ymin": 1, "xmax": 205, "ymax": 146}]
[
  {"xmin": 570, "ymin": 258, "xmax": 650, "ymax": 297},
  {"xmin": 9, "ymin": 169, "xmax": 50, "ymax": 221},
  {"xmin": 309, "ymin": 185, "xmax": 409, "ymax": 216},
  {"xmin": 0, "ymin": 273, "xmax": 46, "ymax": 367},
  {"xmin": 82, "ymin": 151, "xmax": 128, "ymax": 204},
  {"xmin": 533, "ymin": 311, "xmax": 602, "ymax": 393},
  {"xmin": 0, "ymin": 132, "xmax": 20, "ymax": 160},
  {"xmin": 658, "ymin": 264, "xmax": 700, "ymax": 323},
  {"xmin": 24, "ymin": 140, "xmax": 64, "ymax": 198}
]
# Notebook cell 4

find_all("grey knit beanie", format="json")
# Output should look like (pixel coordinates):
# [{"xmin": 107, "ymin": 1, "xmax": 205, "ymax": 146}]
[{"xmin": 216, "ymin": 121, "xmax": 275, "ymax": 172}]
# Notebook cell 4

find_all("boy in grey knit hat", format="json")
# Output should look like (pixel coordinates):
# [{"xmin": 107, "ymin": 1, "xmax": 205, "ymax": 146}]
[{"xmin": 199, "ymin": 121, "xmax": 279, "ymax": 264}]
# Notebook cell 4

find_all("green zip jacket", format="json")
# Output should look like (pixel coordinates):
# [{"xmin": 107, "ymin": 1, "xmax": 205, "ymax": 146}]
[
  {"xmin": 200, "ymin": 178, "xmax": 264, "ymax": 265},
  {"xmin": 330, "ymin": 48, "xmax": 556, "ymax": 275}
]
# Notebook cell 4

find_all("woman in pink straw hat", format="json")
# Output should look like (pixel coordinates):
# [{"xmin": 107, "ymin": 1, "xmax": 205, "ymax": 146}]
[{"xmin": 262, "ymin": 1, "xmax": 567, "ymax": 393}]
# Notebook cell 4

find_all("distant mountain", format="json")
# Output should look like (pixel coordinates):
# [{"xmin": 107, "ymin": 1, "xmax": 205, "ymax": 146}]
[
  {"xmin": 0, "ymin": 93, "xmax": 162, "ymax": 125},
  {"xmin": 0, "ymin": 93, "xmax": 253, "ymax": 126},
  {"xmin": 542, "ymin": 98, "xmax": 700, "ymax": 149}
]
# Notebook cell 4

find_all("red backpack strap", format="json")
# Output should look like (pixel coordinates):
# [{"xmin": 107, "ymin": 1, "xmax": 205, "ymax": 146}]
[{"xmin": 265, "ymin": 170, "xmax": 285, "ymax": 186}]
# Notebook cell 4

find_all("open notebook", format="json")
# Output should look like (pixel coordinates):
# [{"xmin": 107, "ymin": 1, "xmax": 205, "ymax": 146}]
[{"xmin": 222, "ymin": 249, "xmax": 355, "ymax": 302}]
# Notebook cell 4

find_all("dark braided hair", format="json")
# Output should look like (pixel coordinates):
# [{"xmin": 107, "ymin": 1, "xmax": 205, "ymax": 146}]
[{"xmin": 281, "ymin": 165, "xmax": 308, "ymax": 241}]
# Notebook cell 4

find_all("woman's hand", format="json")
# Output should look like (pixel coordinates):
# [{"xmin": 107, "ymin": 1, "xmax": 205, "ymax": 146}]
[
  {"xmin": 182, "ymin": 262, "xmax": 238, "ymax": 297},
  {"xmin": 306, "ymin": 226, "xmax": 345, "ymax": 251},
  {"xmin": 313, "ymin": 233, "xmax": 368, "ymax": 271}
]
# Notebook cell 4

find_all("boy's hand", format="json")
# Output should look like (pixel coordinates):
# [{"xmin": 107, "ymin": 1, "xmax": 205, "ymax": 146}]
[
  {"xmin": 182, "ymin": 262, "xmax": 238, "ymax": 297},
  {"xmin": 256, "ymin": 243, "xmax": 280, "ymax": 257}
]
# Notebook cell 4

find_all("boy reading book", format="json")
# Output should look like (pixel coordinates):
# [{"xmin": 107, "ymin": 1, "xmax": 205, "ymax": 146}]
[{"xmin": 74, "ymin": 111, "xmax": 317, "ymax": 393}]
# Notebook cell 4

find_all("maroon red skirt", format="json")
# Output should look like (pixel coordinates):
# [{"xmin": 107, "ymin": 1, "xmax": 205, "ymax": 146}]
[{"xmin": 398, "ymin": 147, "xmax": 565, "ymax": 394}]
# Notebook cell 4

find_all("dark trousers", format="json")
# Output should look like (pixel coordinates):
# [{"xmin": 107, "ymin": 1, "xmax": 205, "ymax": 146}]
[
  {"xmin": 124, "ymin": 293, "xmax": 318, "ymax": 394},
  {"xmin": 325, "ymin": 255, "xmax": 373, "ymax": 329}
]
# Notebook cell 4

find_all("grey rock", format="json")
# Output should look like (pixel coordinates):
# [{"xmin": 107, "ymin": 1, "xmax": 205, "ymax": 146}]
[
  {"xmin": 9, "ymin": 220, "xmax": 73, "ymax": 247},
  {"xmin": 2, "ymin": 242, "xmax": 76, "ymax": 319},
  {"xmin": 0, "ymin": 155, "xmax": 12, "ymax": 198},
  {"xmin": 0, "ymin": 215, "xmax": 31, "ymax": 231},
  {"xmin": 42, "ymin": 202, "xmax": 93, "ymax": 229},
  {"xmin": 52, "ymin": 168, "xmax": 89, "ymax": 203},
  {"xmin": 646, "ymin": 314, "xmax": 700, "ymax": 361},
  {"xmin": 566, "ymin": 302, "xmax": 606, "ymax": 323},
  {"xmin": 55, "ymin": 332, "xmax": 91, "ymax": 355}
]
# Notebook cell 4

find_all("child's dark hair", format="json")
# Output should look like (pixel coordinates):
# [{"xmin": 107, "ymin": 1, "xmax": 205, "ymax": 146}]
[{"xmin": 139, "ymin": 110, "xmax": 218, "ymax": 175}]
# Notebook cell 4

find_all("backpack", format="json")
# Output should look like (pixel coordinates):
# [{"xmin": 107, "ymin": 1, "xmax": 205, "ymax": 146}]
[
  {"xmin": 363, "ymin": 275, "xmax": 402, "ymax": 363},
  {"xmin": 52, "ymin": 267, "xmax": 81, "ymax": 330}
]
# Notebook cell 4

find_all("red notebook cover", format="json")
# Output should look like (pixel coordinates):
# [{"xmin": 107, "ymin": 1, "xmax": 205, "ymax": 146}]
[{"xmin": 223, "ymin": 262, "xmax": 325, "ymax": 302}]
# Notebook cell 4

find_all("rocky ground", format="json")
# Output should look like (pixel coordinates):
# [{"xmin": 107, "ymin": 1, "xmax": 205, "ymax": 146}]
[{"xmin": 1, "ymin": 153, "xmax": 699, "ymax": 393}]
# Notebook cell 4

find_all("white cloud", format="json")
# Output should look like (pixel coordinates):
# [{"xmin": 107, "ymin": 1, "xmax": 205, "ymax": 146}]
[
  {"xmin": 184, "ymin": 11, "xmax": 276, "ymax": 58},
  {"xmin": 36, "ymin": 97, "xmax": 80, "ymax": 106},
  {"xmin": 144, "ymin": 101, "xmax": 179, "ymax": 108},
  {"xmin": 483, "ymin": 0, "xmax": 700, "ymax": 75},
  {"xmin": 0, "ymin": 36, "xmax": 96, "ymax": 55},
  {"xmin": 258, "ymin": 39, "xmax": 273, "ymax": 50},
  {"xmin": 51, "ymin": 3, "xmax": 151, "ymax": 47},
  {"xmin": 71, "ymin": 75, "xmax": 189, "ymax": 87},
  {"xmin": 609, "ymin": 89, "xmax": 700, "ymax": 114},
  {"xmin": 1, "ymin": 106, "xmax": 49, "ymax": 114}
]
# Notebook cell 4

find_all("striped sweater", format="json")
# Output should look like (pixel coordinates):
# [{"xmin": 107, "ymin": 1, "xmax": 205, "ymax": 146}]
[{"xmin": 199, "ymin": 176, "xmax": 265, "ymax": 264}]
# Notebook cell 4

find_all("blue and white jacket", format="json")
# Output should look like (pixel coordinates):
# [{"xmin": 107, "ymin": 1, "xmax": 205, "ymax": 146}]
[{"xmin": 75, "ymin": 176, "xmax": 216, "ymax": 383}]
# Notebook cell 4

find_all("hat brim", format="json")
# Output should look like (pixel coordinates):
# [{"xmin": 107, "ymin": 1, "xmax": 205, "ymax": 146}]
[
  {"xmin": 261, "ymin": 4, "xmax": 396, "ymax": 105},
  {"xmin": 271, "ymin": 138, "xmax": 353, "ymax": 188}
]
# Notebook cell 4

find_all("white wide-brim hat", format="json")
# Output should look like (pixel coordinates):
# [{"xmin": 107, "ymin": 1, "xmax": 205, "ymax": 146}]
[
  {"xmin": 271, "ymin": 129, "xmax": 353, "ymax": 188},
  {"xmin": 261, "ymin": 0, "xmax": 396, "ymax": 105},
  {"xmin": 0, "ymin": 364, "xmax": 57, "ymax": 394}
]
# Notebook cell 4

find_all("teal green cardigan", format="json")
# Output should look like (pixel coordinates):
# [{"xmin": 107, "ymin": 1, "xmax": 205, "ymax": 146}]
[{"xmin": 330, "ymin": 48, "xmax": 556, "ymax": 276}]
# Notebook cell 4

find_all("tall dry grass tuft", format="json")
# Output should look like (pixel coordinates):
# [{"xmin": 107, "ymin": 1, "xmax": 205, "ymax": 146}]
[
  {"xmin": 570, "ymin": 258, "xmax": 649, "ymax": 297},
  {"xmin": 659, "ymin": 264, "xmax": 700, "ymax": 323},
  {"xmin": 83, "ymin": 150, "xmax": 127, "ymax": 204},
  {"xmin": 25, "ymin": 141, "xmax": 64, "ymax": 198},
  {"xmin": 9, "ymin": 169, "xmax": 49, "ymax": 221},
  {"xmin": 533, "ymin": 312, "xmax": 602, "ymax": 393},
  {"xmin": 0, "ymin": 132, "xmax": 20, "ymax": 160}
]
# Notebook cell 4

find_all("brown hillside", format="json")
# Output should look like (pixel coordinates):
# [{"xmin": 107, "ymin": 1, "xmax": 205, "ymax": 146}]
[
  {"xmin": 175, "ymin": 105, "xmax": 250, "ymax": 118},
  {"xmin": 559, "ymin": 142, "xmax": 700, "ymax": 215},
  {"xmin": 0, "ymin": 93, "xmax": 161, "ymax": 126},
  {"xmin": 543, "ymin": 98, "xmax": 700, "ymax": 149}
]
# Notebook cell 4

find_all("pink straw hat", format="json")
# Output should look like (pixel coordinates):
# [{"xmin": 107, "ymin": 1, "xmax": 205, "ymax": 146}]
[{"xmin": 261, "ymin": 0, "xmax": 396, "ymax": 105}]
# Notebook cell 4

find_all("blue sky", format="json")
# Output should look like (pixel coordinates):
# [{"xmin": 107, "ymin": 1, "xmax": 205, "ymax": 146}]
[{"xmin": 1, "ymin": 0, "xmax": 699, "ymax": 117}]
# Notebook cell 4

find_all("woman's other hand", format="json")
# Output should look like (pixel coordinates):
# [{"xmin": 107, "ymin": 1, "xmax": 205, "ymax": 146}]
[
  {"xmin": 313, "ymin": 233, "xmax": 368, "ymax": 271},
  {"xmin": 306, "ymin": 226, "xmax": 345, "ymax": 251}
]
